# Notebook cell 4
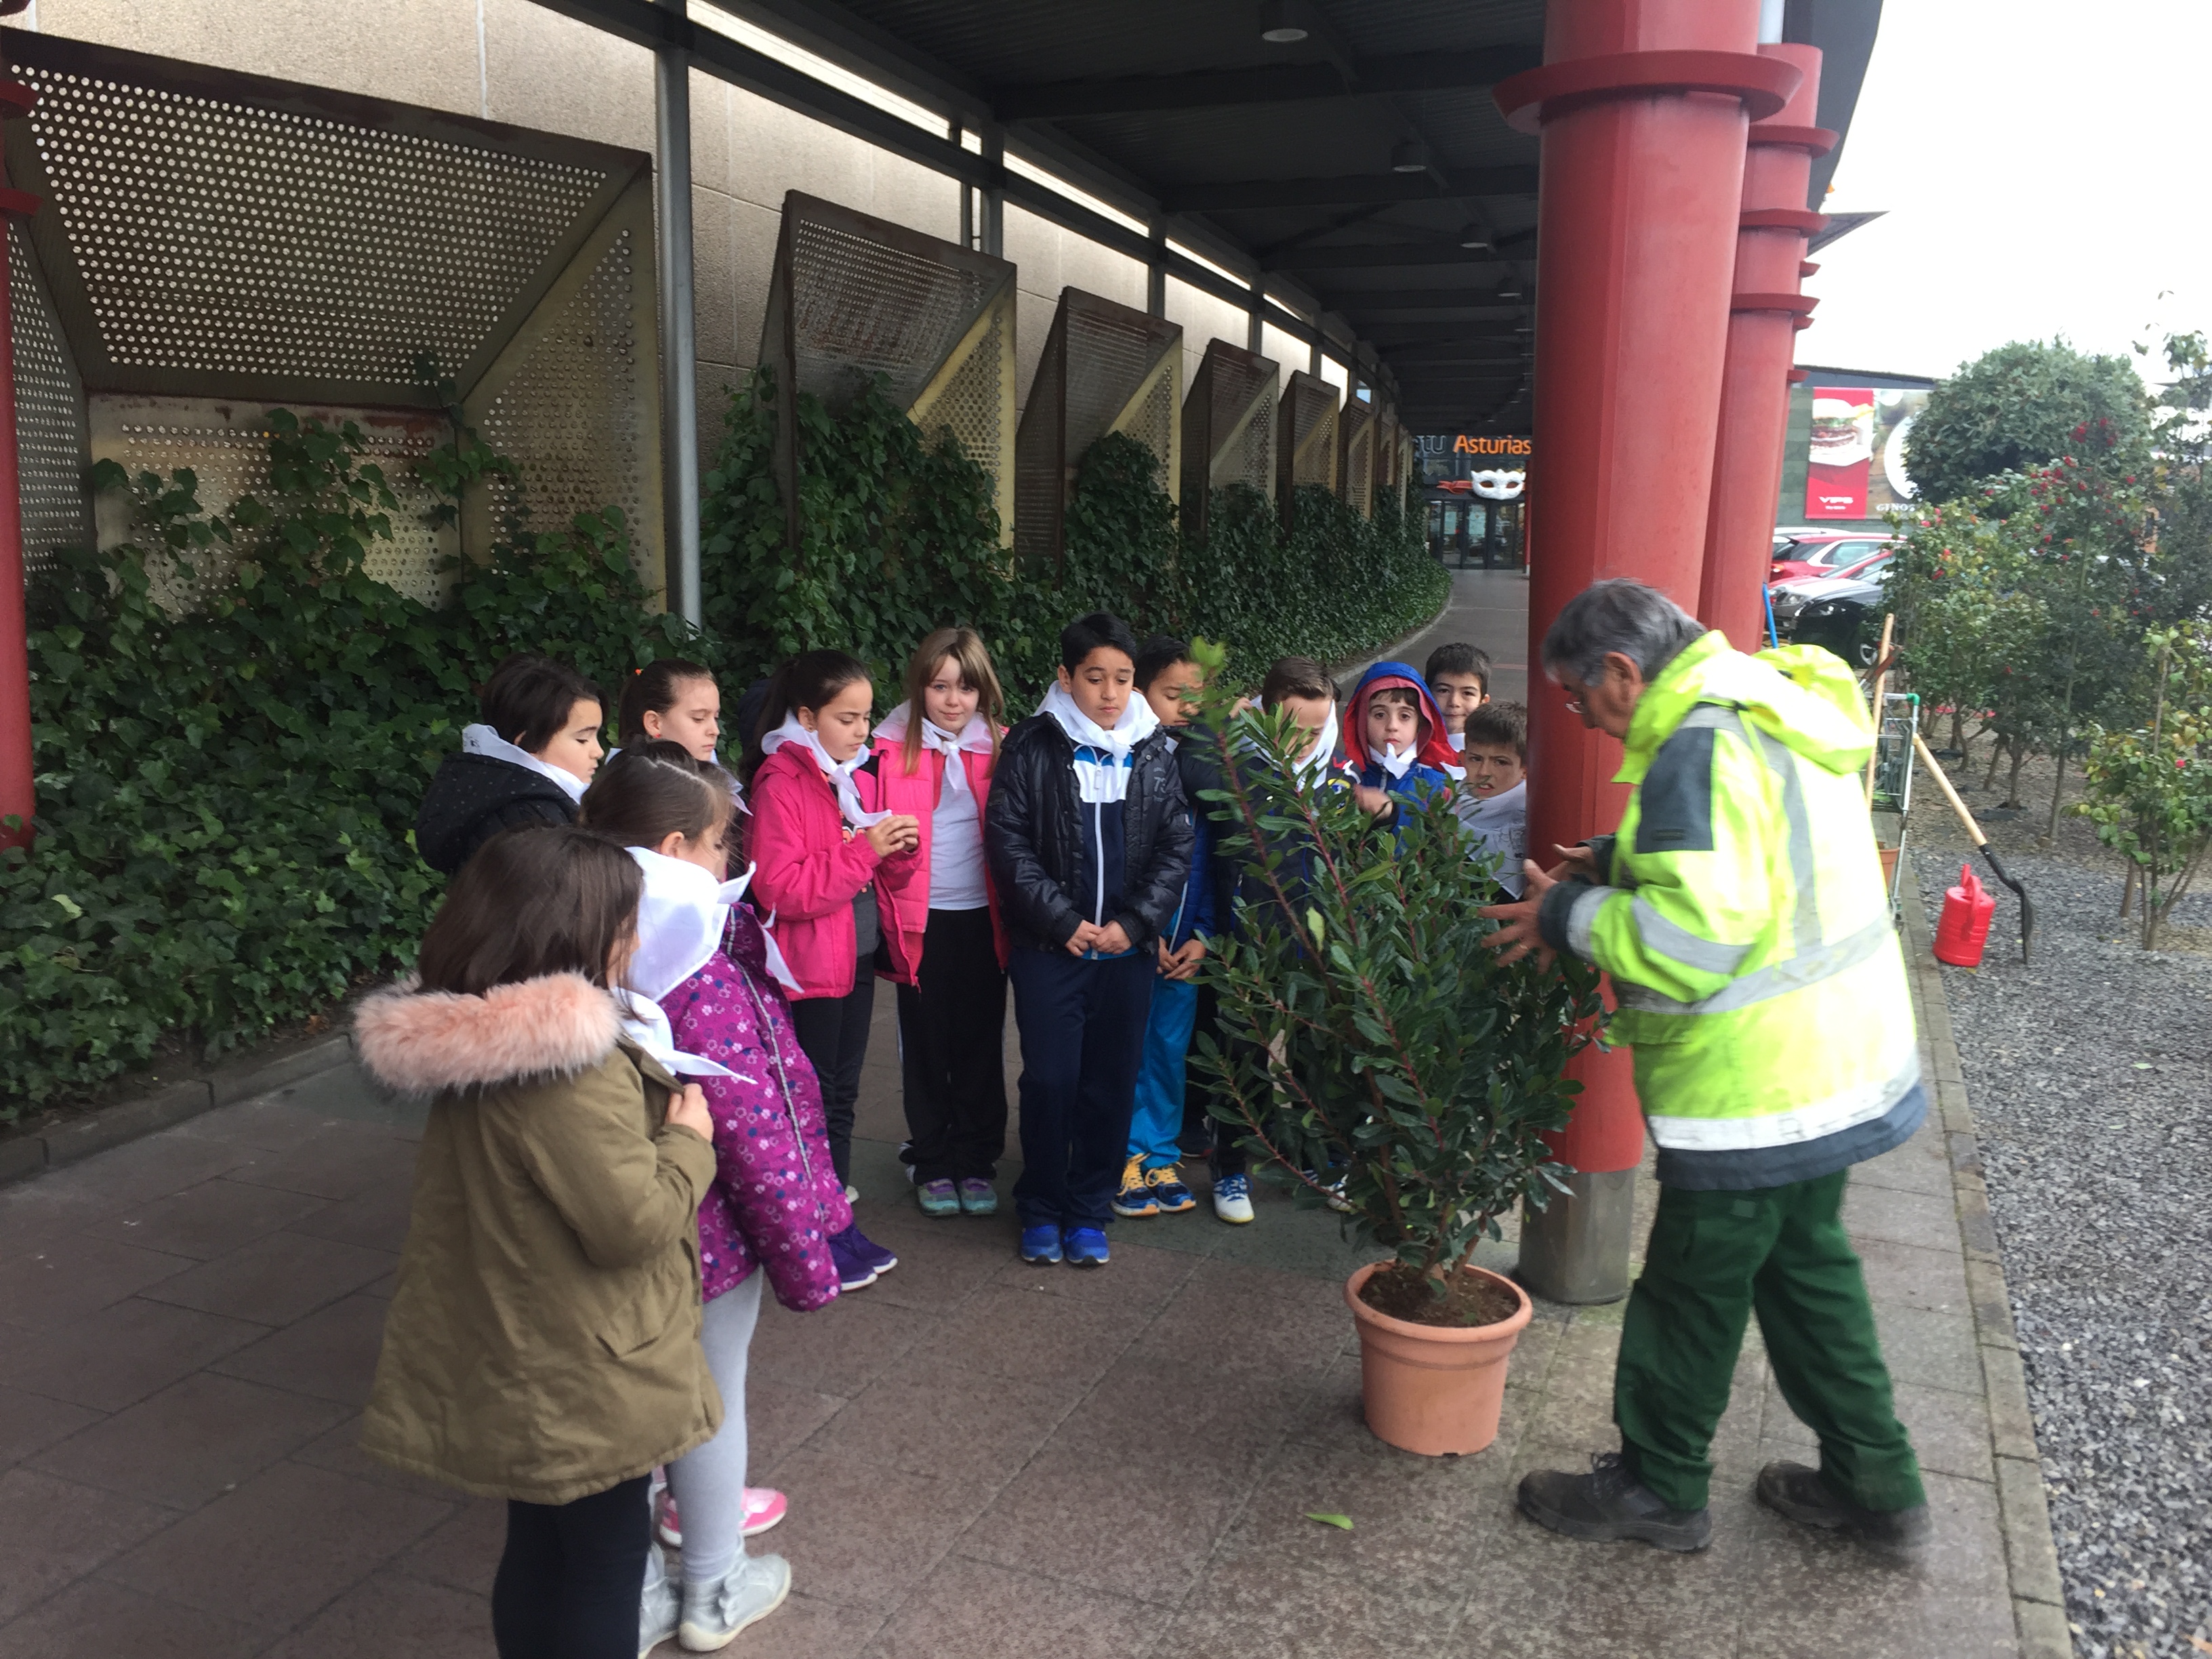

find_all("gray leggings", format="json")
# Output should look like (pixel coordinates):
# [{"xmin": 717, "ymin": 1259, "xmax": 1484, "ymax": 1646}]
[{"xmin": 666, "ymin": 1271, "xmax": 764, "ymax": 1584}]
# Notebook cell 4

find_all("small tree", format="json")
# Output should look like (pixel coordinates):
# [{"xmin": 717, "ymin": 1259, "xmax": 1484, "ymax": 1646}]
[
  {"xmin": 1187, "ymin": 658, "xmax": 1603, "ymax": 1314},
  {"xmin": 1906, "ymin": 339, "xmax": 2151, "ymax": 504},
  {"xmin": 2076, "ymin": 627, "xmax": 2212, "ymax": 949}
]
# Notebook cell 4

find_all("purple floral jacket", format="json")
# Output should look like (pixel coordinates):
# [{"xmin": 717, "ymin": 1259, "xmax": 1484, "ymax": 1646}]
[{"xmin": 660, "ymin": 906, "xmax": 851, "ymax": 1311}]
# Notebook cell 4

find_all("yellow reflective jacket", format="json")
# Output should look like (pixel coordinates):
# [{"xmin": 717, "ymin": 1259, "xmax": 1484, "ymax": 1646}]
[{"xmin": 1534, "ymin": 631, "xmax": 1924, "ymax": 1189}]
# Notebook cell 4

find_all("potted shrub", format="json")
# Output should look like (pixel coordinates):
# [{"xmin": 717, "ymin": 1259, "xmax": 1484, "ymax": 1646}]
[{"xmin": 1187, "ymin": 666, "xmax": 1601, "ymax": 1456}]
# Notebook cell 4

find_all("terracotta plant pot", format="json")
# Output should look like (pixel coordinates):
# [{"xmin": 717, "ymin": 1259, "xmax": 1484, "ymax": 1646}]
[{"xmin": 1345, "ymin": 1261, "xmax": 1532, "ymax": 1456}]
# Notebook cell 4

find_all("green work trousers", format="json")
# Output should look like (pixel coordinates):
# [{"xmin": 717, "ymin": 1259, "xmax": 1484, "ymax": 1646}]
[{"xmin": 1612, "ymin": 1169, "xmax": 1925, "ymax": 1515}]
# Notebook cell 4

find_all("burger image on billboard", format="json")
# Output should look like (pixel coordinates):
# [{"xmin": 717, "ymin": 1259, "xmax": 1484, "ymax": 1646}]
[{"xmin": 1809, "ymin": 396, "xmax": 1874, "ymax": 465}]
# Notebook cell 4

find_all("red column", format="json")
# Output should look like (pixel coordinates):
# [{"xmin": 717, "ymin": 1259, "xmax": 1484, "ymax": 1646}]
[
  {"xmin": 1496, "ymin": 3, "xmax": 1800, "ymax": 1206},
  {"xmin": 0, "ymin": 75, "xmax": 37, "ymax": 854},
  {"xmin": 1697, "ymin": 44, "xmax": 1836, "ymax": 649}
]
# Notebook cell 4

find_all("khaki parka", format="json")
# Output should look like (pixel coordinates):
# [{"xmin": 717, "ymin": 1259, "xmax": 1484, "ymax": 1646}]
[{"xmin": 353, "ymin": 970, "xmax": 722, "ymax": 1506}]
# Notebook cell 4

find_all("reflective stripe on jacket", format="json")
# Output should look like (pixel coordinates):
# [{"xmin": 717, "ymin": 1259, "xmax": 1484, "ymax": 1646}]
[{"xmin": 1536, "ymin": 632, "xmax": 1923, "ymax": 1190}]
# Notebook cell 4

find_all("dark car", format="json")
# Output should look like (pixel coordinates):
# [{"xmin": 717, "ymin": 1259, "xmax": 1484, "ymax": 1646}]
[
  {"xmin": 1769, "ymin": 532, "xmax": 1896, "ymax": 585},
  {"xmin": 1784, "ymin": 552, "xmax": 1894, "ymax": 665}
]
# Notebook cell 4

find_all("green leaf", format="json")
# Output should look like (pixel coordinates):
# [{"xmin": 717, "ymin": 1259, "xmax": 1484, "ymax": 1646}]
[{"xmin": 1303, "ymin": 1512, "xmax": 1354, "ymax": 1531}]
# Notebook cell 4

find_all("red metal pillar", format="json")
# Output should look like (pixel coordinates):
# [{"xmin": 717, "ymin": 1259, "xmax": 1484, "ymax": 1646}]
[
  {"xmin": 1697, "ymin": 44, "xmax": 1835, "ymax": 650},
  {"xmin": 0, "ymin": 71, "xmax": 37, "ymax": 855},
  {"xmin": 1495, "ymin": 1, "xmax": 1799, "ymax": 1302}
]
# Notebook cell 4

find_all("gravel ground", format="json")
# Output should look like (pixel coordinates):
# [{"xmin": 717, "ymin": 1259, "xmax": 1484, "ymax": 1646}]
[{"xmin": 1907, "ymin": 747, "xmax": 2212, "ymax": 1659}]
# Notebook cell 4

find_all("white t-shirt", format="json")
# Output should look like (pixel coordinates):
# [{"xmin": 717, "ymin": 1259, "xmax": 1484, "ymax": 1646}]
[{"xmin": 928, "ymin": 766, "xmax": 989, "ymax": 910}]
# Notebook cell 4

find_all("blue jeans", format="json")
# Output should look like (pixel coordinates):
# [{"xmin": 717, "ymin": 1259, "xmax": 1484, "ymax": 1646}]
[
  {"xmin": 1008, "ymin": 946, "xmax": 1154, "ymax": 1229},
  {"xmin": 1129, "ymin": 975, "xmax": 1197, "ymax": 1168}
]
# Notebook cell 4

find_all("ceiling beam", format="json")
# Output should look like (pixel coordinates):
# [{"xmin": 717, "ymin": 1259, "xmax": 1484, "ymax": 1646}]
[
  {"xmin": 990, "ymin": 47, "xmax": 1541, "ymax": 120},
  {"xmin": 1162, "ymin": 167, "xmax": 1536, "ymax": 213},
  {"xmin": 1324, "ymin": 289, "xmax": 1525, "ymax": 311},
  {"xmin": 1265, "ymin": 234, "xmax": 1533, "ymax": 272}
]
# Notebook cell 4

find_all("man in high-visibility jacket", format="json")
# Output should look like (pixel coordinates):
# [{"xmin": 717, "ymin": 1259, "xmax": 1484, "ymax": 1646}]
[{"xmin": 1486, "ymin": 579, "xmax": 1929, "ymax": 1556}]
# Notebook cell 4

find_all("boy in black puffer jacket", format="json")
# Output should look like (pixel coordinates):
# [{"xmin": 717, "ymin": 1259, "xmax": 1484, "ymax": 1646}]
[{"xmin": 985, "ymin": 613, "xmax": 1193, "ymax": 1269}]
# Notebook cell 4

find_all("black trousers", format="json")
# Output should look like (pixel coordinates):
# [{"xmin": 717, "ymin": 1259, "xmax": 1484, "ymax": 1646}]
[
  {"xmin": 895, "ymin": 907, "xmax": 1009, "ymax": 1185},
  {"xmin": 790, "ymin": 960, "xmax": 874, "ymax": 1187},
  {"xmin": 1007, "ymin": 946, "xmax": 1155, "ymax": 1229},
  {"xmin": 1179, "ymin": 981, "xmax": 1247, "ymax": 1178},
  {"xmin": 491, "ymin": 1474, "xmax": 650, "ymax": 1659}
]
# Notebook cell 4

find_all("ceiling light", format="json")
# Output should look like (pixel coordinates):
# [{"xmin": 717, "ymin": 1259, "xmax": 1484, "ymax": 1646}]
[
  {"xmin": 1391, "ymin": 140, "xmax": 1431, "ymax": 174},
  {"xmin": 1458, "ymin": 224, "xmax": 1490, "ymax": 249},
  {"xmin": 1258, "ymin": 0, "xmax": 1308, "ymax": 43}
]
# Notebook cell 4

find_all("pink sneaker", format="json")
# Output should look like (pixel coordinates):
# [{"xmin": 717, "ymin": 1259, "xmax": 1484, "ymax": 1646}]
[
  {"xmin": 655, "ymin": 1489, "xmax": 683, "ymax": 1549},
  {"xmin": 742, "ymin": 1487, "xmax": 787, "ymax": 1536}
]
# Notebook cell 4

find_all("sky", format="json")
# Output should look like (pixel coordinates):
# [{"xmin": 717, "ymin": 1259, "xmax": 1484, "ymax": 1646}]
[{"xmin": 1808, "ymin": 1, "xmax": 2212, "ymax": 392}]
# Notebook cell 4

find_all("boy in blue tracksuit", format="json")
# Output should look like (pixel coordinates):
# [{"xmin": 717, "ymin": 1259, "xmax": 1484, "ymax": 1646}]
[{"xmin": 1116, "ymin": 638, "xmax": 1216, "ymax": 1220}]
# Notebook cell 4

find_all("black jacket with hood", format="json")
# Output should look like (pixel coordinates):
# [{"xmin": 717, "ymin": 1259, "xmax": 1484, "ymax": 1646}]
[
  {"xmin": 984, "ymin": 715, "xmax": 1194, "ymax": 954},
  {"xmin": 415, "ymin": 754, "xmax": 577, "ymax": 876}
]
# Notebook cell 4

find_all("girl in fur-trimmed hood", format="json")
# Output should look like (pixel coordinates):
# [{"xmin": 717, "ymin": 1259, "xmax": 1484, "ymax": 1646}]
[{"xmin": 354, "ymin": 825, "xmax": 720, "ymax": 1659}]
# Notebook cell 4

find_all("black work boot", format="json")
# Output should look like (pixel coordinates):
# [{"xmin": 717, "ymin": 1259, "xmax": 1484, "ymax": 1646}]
[
  {"xmin": 1517, "ymin": 1452, "xmax": 1712, "ymax": 1552},
  {"xmin": 1756, "ymin": 1461, "xmax": 1932, "ymax": 1557}
]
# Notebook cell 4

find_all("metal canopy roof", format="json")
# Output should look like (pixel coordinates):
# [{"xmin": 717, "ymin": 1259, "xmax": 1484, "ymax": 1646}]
[{"xmin": 546, "ymin": 0, "xmax": 1881, "ymax": 436}]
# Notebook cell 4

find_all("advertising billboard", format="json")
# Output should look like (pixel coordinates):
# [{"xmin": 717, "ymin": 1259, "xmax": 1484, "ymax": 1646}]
[{"xmin": 1805, "ymin": 386, "xmax": 1928, "ymax": 519}]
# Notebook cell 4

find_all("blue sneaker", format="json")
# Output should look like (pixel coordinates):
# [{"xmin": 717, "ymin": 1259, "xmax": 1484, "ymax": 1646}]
[
  {"xmin": 917, "ymin": 1179, "xmax": 960, "ymax": 1218},
  {"xmin": 1019, "ymin": 1225, "xmax": 1063, "ymax": 1265},
  {"xmin": 1063, "ymin": 1227, "xmax": 1110, "ymax": 1269}
]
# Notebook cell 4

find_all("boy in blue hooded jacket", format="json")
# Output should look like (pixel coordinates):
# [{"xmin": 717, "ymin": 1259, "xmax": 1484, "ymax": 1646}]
[{"xmin": 1340, "ymin": 661, "xmax": 1460, "ymax": 827}]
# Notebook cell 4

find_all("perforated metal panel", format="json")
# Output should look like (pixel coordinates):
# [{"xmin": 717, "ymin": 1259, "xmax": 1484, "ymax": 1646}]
[
  {"xmin": 9, "ymin": 221, "xmax": 91, "ymax": 581},
  {"xmin": 761, "ymin": 192, "xmax": 1016, "ymax": 552},
  {"xmin": 1179, "ymin": 338, "xmax": 1277, "ymax": 541},
  {"xmin": 1339, "ymin": 398, "xmax": 1376, "ymax": 519},
  {"xmin": 1013, "ymin": 287, "xmax": 1181, "ymax": 571},
  {"xmin": 86, "ymin": 396, "xmax": 457, "ymax": 612},
  {"xmin": 1279, "ymin": 371, "xmax": 1340, "ymax": 514}
]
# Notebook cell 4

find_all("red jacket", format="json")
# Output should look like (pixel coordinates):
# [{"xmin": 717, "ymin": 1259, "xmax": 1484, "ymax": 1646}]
[
  {"xmin": 747, "ymin": 746, "xmax": 908, "ymax": 1000},
  {"xmin": 868, "ymin": 734, "xmax": 1010, "ymax": 985}
]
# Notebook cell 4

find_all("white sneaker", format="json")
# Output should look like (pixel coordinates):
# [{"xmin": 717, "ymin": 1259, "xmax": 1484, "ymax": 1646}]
[
  {"xmin": 640, "ymin": 1545, "xmax": 680, "ymax": 1657},
  {"xmin": 680, "ymin": 1553, "xmax": 792, "ymax": 1651},
  {"xmin": 1326, "ymin": 1177, "xmax": 1353, "ymax": 1214},
  {"xmin": 1212, "ymin": 1172, "xmax": 1255, "ymax": 1225},
  {"xmin": 843, "ymin": 1183, "xmax": 859, "ymax": 1204}
]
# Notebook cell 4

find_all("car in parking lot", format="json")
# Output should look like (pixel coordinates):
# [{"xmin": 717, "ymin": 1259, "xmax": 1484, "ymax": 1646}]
[
  {"xmin": 1770, "ymin": 532, "xmax": 1896, "ymax": 585},
  {"xmin": 1773, "ymin": 551, "xmax": 1896, "ymax": 664}
]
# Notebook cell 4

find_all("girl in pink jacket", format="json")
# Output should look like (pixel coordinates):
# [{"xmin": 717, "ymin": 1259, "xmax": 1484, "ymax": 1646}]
[
  {"xmin": 741, "ymin": 651, "xmax": 918, "ymax": 1290},
  {"xmin": 869, "ymin": 627, "xmax": 1012, "ymax": 1218}
]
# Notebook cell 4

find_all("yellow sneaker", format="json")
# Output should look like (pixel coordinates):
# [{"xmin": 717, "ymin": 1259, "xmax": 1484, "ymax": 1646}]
[
  {"xmin": 1146, "ymin": 1164, "xmax": 1197, "ymax": 1213},
  {"xmin": 1111, "ymin": 1156, "xmax": 1159, "ymax": 1217}
]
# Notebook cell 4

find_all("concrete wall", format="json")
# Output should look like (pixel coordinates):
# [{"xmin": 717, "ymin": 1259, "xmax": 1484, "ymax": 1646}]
[{"xmin": 24, "ymin": 0, "xmax": 1343, "ymax": 470}]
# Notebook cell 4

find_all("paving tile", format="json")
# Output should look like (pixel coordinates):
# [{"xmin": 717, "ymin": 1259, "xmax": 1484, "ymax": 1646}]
[
  {"xmin": 756, "ymin": 1449, "xmax": 990, "ymax": 1614},
  {"xmin": 260, "ymin": 1567, "xmax": 492, "ymax": 1659},
  {"xmin": 0, "ymin": 1577, "xmax": 267, "ymax": 1659},
  {"xmin": 0, "ymin": 1185, "xmax": 112, "ymax": 1258},
  {"xmin": 0, "ymin": 1385, "xmax": 104, "ymax": 1468},
  {"xmin": 209, "ymin": 1294, "xmax": 392, "ymax": 1407},
  {"xmin": 1139, "ymin": 1265, "xmax": 1352, "ymax": 1378},
  {"xmin": 924, "ymin": 1284, "xmax": 1140, "ymax": 1389},
  {"xmin": 0, "ymin": 1298, "xmax": 268, "ymax": 1414},
  {"xmin": 0, "ymin": 1235, "xmax": 196, "ymax": 1332},
  {"xmin": 26, "ymin": 1373, "xmax": 349, "ymax": 1511},
  {"xmin": 744, "ymin": 1380, "xmax": 847, "ymax": 1480},
  {"xmin": 685, "ymin": 1589, "xmax": 884, "ymax": 1659},
  {"xmin": 173, "ymin": 1099, "xmax": 359, "ymax": 1154},
  {"xmin": 281, "ymin": 1174, "xmax": 415, "ymax": 1253},
  {"xmin": 96, "ymin": 1460, "xmax": 451, "ymax": 1634},
  {"xmin": 1763, "ymin": 1377, "xmax": 1997, "ymax": 1484},
  {"xmin": 359, "ymin": 1269, "xmax": 397, "ymax": 1299},
  {"xmin": 1843, "ymin": 1181, "xmax": 1966, "ymax": 1254},
  {"xmin": 798, "ymin": 1351, "xmax": 1073, "ymax": 1483},
  {"xmin": 1855, "ymin": 1236, "xmax": 1970, "ymax": 1317},
  {"xmin": 1850, "ymin": 1132, "xmax": 1954, "ymax": 1198},
  {"xmin": 139, "ymin": 1231, "xmax": 395, "ymax": 1327},
  {"xmin": 986, "ymin": 1231, "xmax": 1202, "ymax": 1307},
  {"xmin": 866, "ymin": 1555, "xmax": 1144, "ymax": 1659},
  {"xmin": 222, "ymin": 1128, "xmax": 419, "ymax": 1204},
  {"xmin": 0, "ymin": 1468, "xmax": 176, "ymax": 1623},
  {"xmin": 85, "ymin": 1178, "xmax": 331, "ymax": 1262},
  {"xmin": 1872, "ymin": 1306, "xmax": 1985, "ymax": 1395},
  {"xmin": 958, "ymin": 1433, "xmax": 1259, "ymax": 1605},
  {"xmin": 1050, "ymin": 1348, "xmax": 1317, "ymax": 1478},
  {"xmin": 388, "ymin": 1497, "xmax": 505, "ymax": 1595},
  {"xmin": 287, "ymin": 1415, "xmax": 464, "ymax": 1502},
  {"xmin": 841, "ymin": 1218, "xmax": 1011, "ymax": 1315},
  {"xmin": 5, "ymin": 1132, "xmax": 257, "ymax": 1225},
  {"xmin": 1157, "ymin": 1544, "xmax": 1465, "ymax": 1659},
  {"xmin": 749, "ymin": 1292, "xmax": 930, "ymax": 1397}
]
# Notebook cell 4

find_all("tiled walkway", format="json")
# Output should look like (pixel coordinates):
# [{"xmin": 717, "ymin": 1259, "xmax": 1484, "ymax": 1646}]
[{"xmin": 0, "ymin": 573, "xmax": 2041, "ymax": 1657}]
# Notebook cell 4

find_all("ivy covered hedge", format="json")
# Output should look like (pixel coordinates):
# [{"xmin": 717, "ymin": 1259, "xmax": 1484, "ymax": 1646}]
[
  {"xmin": 5, "ymin": 377, "xmax": 1443, "ymax": 1111},
  {"xmin": 701, "ymin": 367, "xmax": 1445, "ymax": 699}
]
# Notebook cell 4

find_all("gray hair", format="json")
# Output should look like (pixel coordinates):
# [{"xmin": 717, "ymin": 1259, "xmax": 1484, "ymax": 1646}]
[{"xmin": 1540, "ymin": 579, "xmax": 1706, "ymax": 685}]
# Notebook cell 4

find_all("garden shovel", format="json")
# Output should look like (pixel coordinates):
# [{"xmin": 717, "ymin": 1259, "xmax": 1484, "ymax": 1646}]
[{"xmin": 1912, "ymin": 733, "xmax": 2034, "ymax": 962}]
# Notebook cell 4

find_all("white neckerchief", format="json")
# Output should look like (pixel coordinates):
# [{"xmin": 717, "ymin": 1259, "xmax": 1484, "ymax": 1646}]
[
  {"xmin": 1290, "ymin": 703, "xmax": 1340, "ymax": 786},
  {"xmin": 462, "ymin": 724, "xmax": 587, "ymax": 803},
  {"xmin": 618, "ymin": 848, "xmax": 756, "ymax": 1078},
  {"xmin": 873, "ymin": 702, "xmax": 992, "ymax": 798},
  {"xmin": 1376, "ymin": 742, "xmax": 1416, "ymax": 782},
  {"xmin": 1448, "ymin": 730, "xmax": 1468, "ymax": 753},
  {"xmin": 1038, "ymin": 682, "xmax": 1159, "ymax": 804},
  {"xmin": 760, "ymin": 714, "xmax": 888, "ymax": 829}
]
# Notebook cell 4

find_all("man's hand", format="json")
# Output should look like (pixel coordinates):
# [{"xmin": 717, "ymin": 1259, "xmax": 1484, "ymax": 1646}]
[
  {"xmin": 1065, "ymin": 920, "xmax": 1102, "ymax": 956},
  {"xmin": 1163, "ymin": 937, "xmax": 1208, "ymax": 981},
  {"xmin": 1545, "ymin": 842, "xmax": 1599, "ymax": 882},
  {"xmin": 1480, "ymin": 859, "xmax": 1560, "ymax": 970},
  {"xmin": 1092, "ymin": 921, "xmax": 1134, "ymax": 958}
]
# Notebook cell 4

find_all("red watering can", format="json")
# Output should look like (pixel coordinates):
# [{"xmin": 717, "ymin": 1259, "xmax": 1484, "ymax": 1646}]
[{"xmin": 1933, "ymin": 864, "xmax": 1996, "ymax": 968}]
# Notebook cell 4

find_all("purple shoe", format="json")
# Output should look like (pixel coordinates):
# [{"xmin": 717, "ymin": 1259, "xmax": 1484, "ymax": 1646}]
[
  {"xmin": 828, "ymin": 1226, "xmax": 878, "ymax": 1291},
  {"xmin": 848, "ymin": 1225, "xmax": 897, "ymax": 1277}
]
